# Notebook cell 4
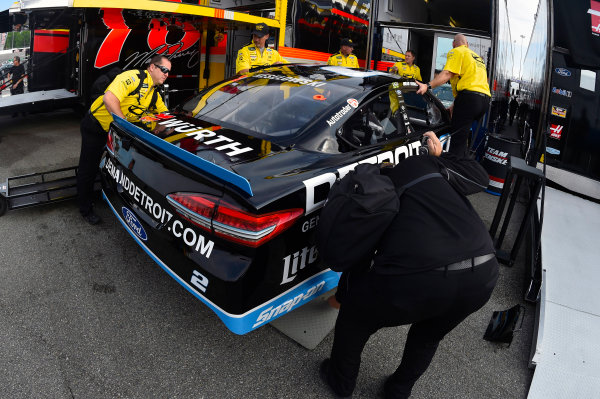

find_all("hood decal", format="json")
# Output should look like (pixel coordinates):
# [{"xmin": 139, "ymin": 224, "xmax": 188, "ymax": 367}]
[{"xmin": 112, "ymin": 114, "xmax": 253, "ymax": 196}]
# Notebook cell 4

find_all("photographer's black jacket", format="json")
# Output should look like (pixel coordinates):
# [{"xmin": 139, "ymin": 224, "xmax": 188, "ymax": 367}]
[{"xmin": 374, "ymin": 153, "xmax": 494, "ymax": 275}]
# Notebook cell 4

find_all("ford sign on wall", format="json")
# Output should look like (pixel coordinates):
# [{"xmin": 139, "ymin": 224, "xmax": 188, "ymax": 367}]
[
  {"xmin": 122, "ymin": 207, "xmax": 148, "ymax": 241},
  {"xmin": 554, "ymin": 68, "xmax": 572, "ymax": 77}
]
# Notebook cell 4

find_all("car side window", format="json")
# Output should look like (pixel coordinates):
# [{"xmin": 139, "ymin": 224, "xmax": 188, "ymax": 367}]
[
  {"xmin": 335, "ymin": 92, "xmax": 408, "ymax": 153},
  {"xmin": 403, "ymin": 91, "xmax": 444, "ymax": 133}
]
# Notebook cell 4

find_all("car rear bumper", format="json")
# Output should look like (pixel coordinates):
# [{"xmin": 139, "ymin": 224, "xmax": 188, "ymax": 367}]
[{"xmin": 102, "ymin": 188, "xmax": 340, "ymax": 334}]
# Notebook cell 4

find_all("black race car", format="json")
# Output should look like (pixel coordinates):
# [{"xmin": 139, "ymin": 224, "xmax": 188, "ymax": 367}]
[{"xmin": 100, "ymin": 65, "xmax": 451, "ymax": 334}]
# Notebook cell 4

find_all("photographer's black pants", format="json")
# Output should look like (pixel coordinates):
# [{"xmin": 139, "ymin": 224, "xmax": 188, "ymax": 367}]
[
  {"xmin": 76, "ymin": 112, "xmax": 107, "ymax": 216},
  {"xmin": 449, "ymin": 91, "xmax": 490, "ymax": 158},
  {"xmin": 326, "ymin": 258, "xmax": 498, "ymax": 398},
  {"xmin": 10, "ymin": 84, "xmax": 24, "ymax": 95}
]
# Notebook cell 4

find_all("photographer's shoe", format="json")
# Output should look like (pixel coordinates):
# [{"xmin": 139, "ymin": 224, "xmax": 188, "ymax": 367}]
[{"xmin": 319, "ymin": 359, "xmax": 352, "ymax": 399}]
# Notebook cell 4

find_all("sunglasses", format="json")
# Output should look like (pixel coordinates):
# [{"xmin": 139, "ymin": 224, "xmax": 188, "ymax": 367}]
[{"xmin": 154, "ymin": 64, "xmax": 170, "ymax": 74}]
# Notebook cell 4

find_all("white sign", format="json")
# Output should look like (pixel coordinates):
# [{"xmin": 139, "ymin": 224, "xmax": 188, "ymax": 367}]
[
  {"xmin": 382, "ymin": 28, "xmax": 409, "ymax": 55},
  {"xmin": 580, "ymin": 70, "xmax": 596, "ymax": 92}
]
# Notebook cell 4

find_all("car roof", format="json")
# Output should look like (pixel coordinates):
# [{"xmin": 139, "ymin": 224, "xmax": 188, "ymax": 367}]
[{"xmin": 244, "ymin": 64, "xmax": 407, "ymax": 91}]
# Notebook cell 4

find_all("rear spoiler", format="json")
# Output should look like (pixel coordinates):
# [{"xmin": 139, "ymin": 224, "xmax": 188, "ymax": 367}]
[{"xmin": 111, "ymin": 115, "xmax": 254, "ymax": 197}]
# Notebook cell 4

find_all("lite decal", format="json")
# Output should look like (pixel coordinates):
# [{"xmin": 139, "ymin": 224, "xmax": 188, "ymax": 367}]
[{"xmin": 281, "ymin": 245, "xmax": 319, "ymax": 284}]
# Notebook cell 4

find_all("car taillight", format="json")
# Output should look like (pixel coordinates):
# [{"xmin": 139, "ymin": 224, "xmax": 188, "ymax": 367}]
[
  {"xmin": 166, "ymin": 193, "xmax": 303, "ymax": 247},
  {"xmin": 106, "ymin": 130, "xmax": 115, "ymax": 155}
]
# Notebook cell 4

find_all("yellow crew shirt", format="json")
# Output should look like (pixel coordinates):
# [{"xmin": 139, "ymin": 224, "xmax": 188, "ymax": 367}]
[
  {"xmin": 236, "ymin": 44, "xmax": 287, "ymax": 74},
  {"xmin": 391, "ymin": 61, "xmax": 422, "ymax": 81},
  {"xmin": 443, "ymin": 45, "xmax": 491, "ymax": 97},
  {"xmin": 90, "ymin": 69, "xmax": 168, "ymax": 132},
  {"xmin": 326, "ymin": 52, "xmax": 360, "ymax": 68}
]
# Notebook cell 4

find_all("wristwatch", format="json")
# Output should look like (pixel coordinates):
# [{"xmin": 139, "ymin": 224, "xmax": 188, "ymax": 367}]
[{"xmin": 427, "ymin": 82, "xmax": 432, "ymax": 90}]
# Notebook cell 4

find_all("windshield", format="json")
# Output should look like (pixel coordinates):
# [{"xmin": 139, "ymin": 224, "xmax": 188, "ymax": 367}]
[{"xmin": 182, "ymin": 73, "xmax": 356, "ymax": 137}]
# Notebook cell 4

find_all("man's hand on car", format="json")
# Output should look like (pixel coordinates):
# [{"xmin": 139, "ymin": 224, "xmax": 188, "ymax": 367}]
[
  {"xmin": 423, "ymin": 131, "xmax": 442, "ymax": 157},
  {"xmin": 151, "ymin": 124, "xmax": 175, "ymax": 138}
]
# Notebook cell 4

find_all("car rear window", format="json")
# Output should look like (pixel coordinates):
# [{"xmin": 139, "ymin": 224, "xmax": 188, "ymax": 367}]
[{"xmin": 182, "ymin": 73, "xmax": 356, "ymax": 137}]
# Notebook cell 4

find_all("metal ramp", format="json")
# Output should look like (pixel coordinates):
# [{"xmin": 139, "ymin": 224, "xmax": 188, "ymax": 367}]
[
  {"xmin": 528, "ymin": 186, "xmax": 600, "ymax": 397},
  {"xmin": 0, "ymin": 166, "xmax": 100, "ymax": 216},
  {"xmin": 0, "ymin": 89, "xmax": 79, "ymax": 115},
  {"xmin": 270, "ymin": 289, "xmax": 339, "ymax": 350}
]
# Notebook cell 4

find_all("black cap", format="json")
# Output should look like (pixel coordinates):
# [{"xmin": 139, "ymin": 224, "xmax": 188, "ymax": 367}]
[
  {"xmin": 340, "ymin": 38, "xmax": 355, "ymax": 47},
  {"xmin": 252, "ymin": 23, "xmax": 269, "ymax": 38}
]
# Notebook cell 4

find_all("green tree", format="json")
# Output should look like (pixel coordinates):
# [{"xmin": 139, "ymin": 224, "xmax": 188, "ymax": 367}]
[{"xmin": 4, "ymin": 31, "xmax": 31, "ymax": 50}]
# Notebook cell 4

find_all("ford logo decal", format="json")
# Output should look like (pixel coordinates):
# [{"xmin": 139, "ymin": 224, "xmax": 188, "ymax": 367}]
[
  {"xmin": 555, "ymin": 68, "xmax": 571, "ymax": 77},
  {"xmin": 121, "ymin": 207, "xmax": 148, "ymax": 241}
]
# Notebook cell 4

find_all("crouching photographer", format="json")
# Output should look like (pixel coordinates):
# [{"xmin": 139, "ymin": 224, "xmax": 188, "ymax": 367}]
[{"xmin": 318, "ymin": 131, "xmax": 498, "ymax": 398}]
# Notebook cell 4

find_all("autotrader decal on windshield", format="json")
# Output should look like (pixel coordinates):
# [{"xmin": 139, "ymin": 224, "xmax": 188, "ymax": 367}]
[
  {"xmin": 326, "ymin": 104, "xmax": 352, "ymax": 126},
  {"xmin": 157, "ymin": 118, "xmax": 253, "ymax": 157},
  {"xmin": 105, "ymin": 158, "xmax": 214, "ymax": 258}
]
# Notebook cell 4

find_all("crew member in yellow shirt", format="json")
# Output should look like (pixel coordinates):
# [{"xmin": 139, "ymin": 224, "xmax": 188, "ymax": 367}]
[
  {"xmin": 77, "ymin": 55, "xmax": 171, "ymax": 225},
  {"xmin": 390, "ymin": 50, "xmax": 422, "ymax": 81},
  {"xmin": 327, "ymin": 38, "xmax": 360, "ymax": 68},
  {"xmin": 416, "ymin": 34, "xmax": 491, "ymax": 157},
  {"xmin": 236, "ymin": 23, "xmax": 287, "ymax": 74}
]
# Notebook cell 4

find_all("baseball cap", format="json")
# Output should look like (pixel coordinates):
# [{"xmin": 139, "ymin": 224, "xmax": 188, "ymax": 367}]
[
  {"xmin": 340, "ymin": 38, "xmax": 355, "ymax": 47},
  {"xmin": 252, "ymin": 23, "xmax": 269, "ymax": 38}
]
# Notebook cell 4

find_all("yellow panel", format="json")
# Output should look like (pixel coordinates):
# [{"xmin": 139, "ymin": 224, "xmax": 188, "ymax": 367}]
[{"xmin": 72, "ymin": 0, "xmax": 280, "ymax": 27}]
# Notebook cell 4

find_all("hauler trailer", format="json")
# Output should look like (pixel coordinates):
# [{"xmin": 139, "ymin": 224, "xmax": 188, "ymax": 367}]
[
  {"xmin": 515, "ymin": 0, "xmax": 600, "ymax": 396},
  {"xmin": 0, "ymin": 0, "xmax": 514, "ymax": 214},
  {"xmin": 0, "ymin": 0, "xmax": 282, "ymax": 216},
  {"xmin": 0, "ymin": 0, "xmax": 286, "ymax": 113}
]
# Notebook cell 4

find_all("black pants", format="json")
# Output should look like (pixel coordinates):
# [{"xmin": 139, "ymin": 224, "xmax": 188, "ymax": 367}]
[
  {"xmin": 508, "ymin": 109, "xmax": 517, "ymax": 126},
  {"xmin": 450, "ymin": 92, "xmax": 490, "ymax": 158},
  {"xmin": 326, "ymin": 258, "xmax": 499, "ymax": 398},
  {"xmin": 76, "ymin": 112, "xmax": 107, "ymax": 216},
  {"xmin": 10, "ymin": 84, "xmax": 24, "ymax": 95}
]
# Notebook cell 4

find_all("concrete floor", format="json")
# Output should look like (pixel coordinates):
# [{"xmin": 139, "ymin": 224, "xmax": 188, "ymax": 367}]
[{"xmin": 0, "ymin": 110, "xmax": 535, "ymax": 399}]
